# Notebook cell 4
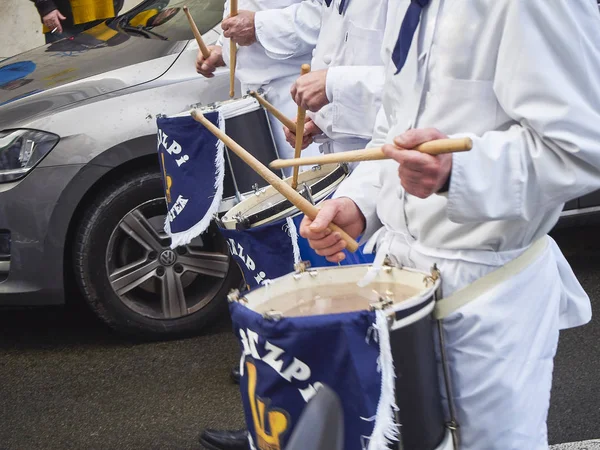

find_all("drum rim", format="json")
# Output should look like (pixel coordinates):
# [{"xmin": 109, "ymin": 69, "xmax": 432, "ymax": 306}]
[
  {"xmin": 241, "ymin": 175, "xmax": 344, "ymax": 229},
  {"xmin": 220, "ymin": 164, "xmax": 347, "ymax": 230},
  {"xmin": 162, "ymin": 95, "xmax": 261, "ymax": 119},
  {"xmin": 235, "ymin": 264, "xmax": 440, "ymax": 323},
  {"xmin": 197, "ymin": 94, "xmax": 260, "ymax": 116}
]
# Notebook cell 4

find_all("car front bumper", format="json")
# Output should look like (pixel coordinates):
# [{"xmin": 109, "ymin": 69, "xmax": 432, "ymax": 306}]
[{"xmin": 0, "ymin": 163, "xmax": 85, "ymax": 306}]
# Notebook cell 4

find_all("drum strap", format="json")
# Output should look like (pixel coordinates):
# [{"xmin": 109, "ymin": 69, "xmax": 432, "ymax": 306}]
[{"xmin": 433, "ymin": 236, "xmax": 549, "ymax": 320}]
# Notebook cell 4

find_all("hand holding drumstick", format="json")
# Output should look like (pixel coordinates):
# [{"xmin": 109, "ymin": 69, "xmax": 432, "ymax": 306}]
[
  {"xmin": 191, "ymin": 110, "xmax": 361, "ymax": 253},
  {"xmin": 248, "ymin": 91, "xmax": 320, "ymax": 149},
  {"xmin": 384, "ymin": 128, "xmax": 457, "ymax": 199},
  {"xmin": 184, "ymin": 6, "xmax": 225, "ymax": 78},
  {"xmin": 283, "ymin": 116, "xmax": 322, "ymax": 151},
  {"xmin": 301, "ymin": 128, "xmax": 464, "ymax": 262}
]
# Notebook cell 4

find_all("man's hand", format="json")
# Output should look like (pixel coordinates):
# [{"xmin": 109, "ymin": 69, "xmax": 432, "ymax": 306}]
[
  {"xmin": 283, "ymin": 117, "xmax": 322, "ymax": 149},
  {"xmin": 43, "ymin": 10, "xmax": 66, "ymax": 34},
  {"xmin": 222, "ymin": 11, "xmax": 257, "ymax": 46},
  {"xmin": 195, "ymin": 45, "xmax": 225, "ymax": 78},
  {"xmin": 299, "ymin": 198, "xmax": 365, "ymax": 263},
  {"xmin": 382, "ymin": 128, "xmax": 453, "ymax": 199},
  {"xmin": 291, "ymin": 69, "xmax": 329, "ymax": 112}
]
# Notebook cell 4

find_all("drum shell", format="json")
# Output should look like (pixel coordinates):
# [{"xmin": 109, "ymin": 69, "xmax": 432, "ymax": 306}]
[
  {"xmin": 229, "ymin": 302, "xmax": 384, "ymax": 450},
  {"xmin": 230, "ymin": 265, "xmax": 446, "ymax": 450},
  {"xmin": 389, "ymin": 305, "xmax": 446, "ymax": 450},
  {"xmin": 221, "ymin": 107, "xmax": 282, "ymax": 201},
  {"xmin": 220, "ymin": 164, "xmax": 348, "ymax": 230}
]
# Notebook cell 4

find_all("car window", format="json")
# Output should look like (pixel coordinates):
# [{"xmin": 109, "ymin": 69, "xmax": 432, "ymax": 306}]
[{"xmin": 112, "ymin": 0, "xmax": 224, "ymax": 41}]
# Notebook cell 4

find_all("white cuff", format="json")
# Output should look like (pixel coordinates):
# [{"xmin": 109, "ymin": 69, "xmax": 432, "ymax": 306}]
[{"xmin": 325, "ymin": 68, "xmax": 335, "ymax": 103}]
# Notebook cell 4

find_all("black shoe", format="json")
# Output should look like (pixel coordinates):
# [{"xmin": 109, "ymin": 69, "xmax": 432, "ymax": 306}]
[
  {"xmin": 199, "ymin": 429, "xmax": 250, "ymax": 450},
  {"xmin": 230, "ymin": 366, "xmax": 241, "ymax": 385}
]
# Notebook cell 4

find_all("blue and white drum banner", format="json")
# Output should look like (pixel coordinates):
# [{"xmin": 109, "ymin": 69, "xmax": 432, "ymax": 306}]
[
  {"xmin": 230, "ymin": 302, "xmax": 399, "ymax": 450},
  {"xmin": 218, "ymin": 214, "xmax": 375, "ymax": 289},
  {"xmin": 156, "ymin": 112, "xmax": 225, "ymax": 249}
]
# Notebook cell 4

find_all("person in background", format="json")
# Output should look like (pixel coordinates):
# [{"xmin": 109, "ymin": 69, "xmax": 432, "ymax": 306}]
[
  {"xmin": 279, "ymin": 0, "xmax": 390, "ymax": 160},
  {"xmin": 195, "ymin": 0, "xmax": 322, "ymax": 177},
  {"xmin": 30, "ymin": 0, "xmax": 124, "ymax": 44}
]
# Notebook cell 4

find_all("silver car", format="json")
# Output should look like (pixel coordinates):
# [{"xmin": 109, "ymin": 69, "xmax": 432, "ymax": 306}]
[
  {"xmin": 1, "ymin": 0, "xmax": 599, "ymax": 339},
  {"xmin": 0, "ymin": 0, "xmax": 242, "ymax": 338}
]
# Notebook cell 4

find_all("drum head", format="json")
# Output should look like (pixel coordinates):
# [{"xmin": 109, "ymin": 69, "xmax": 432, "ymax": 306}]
[
  {"xmin": 220, "ymin": 164, "xmax": 348, "ymax": 230},
  {"xmin": 240, "ymin": 265, "xmax": 439, "ymax": 319}
]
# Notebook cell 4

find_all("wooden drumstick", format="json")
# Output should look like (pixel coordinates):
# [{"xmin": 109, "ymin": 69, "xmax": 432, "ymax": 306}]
[
  {"xmin": 292, "ymin": 64, "xmax": 311, "ymax": 190},
  {"xmin": 183, "ymin": 6, "xmax": 210, "ymax": 59},
  {"xmin": 249, "ymin": 91, "xmax": 296, "ymax": 131},
  {"xmin": 191, "ymin": 109, "xmax": 360, "ymax": 253},
  {"xmin": 269, "ymin": 138, "xmax": 473, "ymax": 169},
  {"xmin": 229, "ymin": 0, "xmax": 238, "ymax": 98}
]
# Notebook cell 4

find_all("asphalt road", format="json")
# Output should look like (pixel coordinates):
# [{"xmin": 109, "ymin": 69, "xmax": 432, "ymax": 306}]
[{"xmin": 0, "ymin": 226, "xmax": 599, "ymax": 450}]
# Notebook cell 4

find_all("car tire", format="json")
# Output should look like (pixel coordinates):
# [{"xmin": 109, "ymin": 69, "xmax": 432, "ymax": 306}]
[{"xmin": 72, "ymin": 169, "xmax": 239, "ymax": 339}]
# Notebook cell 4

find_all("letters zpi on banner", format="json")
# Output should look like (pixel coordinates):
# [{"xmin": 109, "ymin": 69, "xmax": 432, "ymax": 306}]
[{"xmin": 156, "ymin": 112, "xmax": 225, "ymax": 249}]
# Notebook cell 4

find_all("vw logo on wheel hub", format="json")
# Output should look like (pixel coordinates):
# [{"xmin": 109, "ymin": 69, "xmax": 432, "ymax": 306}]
[{"xmin": 159, "ymin": 249, "xmax": 177, "ymax": 266}]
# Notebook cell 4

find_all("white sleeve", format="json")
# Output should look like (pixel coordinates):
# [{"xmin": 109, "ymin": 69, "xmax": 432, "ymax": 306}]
[
  {"xmin": 447, "ymin": 0, "xmax": 600, "ymax": 224},
  {"xmin": 313, "ymin": 66, "xmax": 385, "ymax": 142},
  {"xmin": 333, "ymin": 106, "xmax": 389, "ymax": 239},
  {"xmin": 254, "ymin": 0, "xmax": 322, "ymax": 60}
]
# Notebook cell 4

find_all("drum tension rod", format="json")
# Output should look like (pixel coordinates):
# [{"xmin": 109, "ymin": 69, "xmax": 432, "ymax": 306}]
[
  {"xmin": 252, "ymin": 183, "xmax": 266, "ymax": 196},
  {"xmin": 227, "ymin": 288, "xmax": 246, "ymax": 304},
  {"xmin": 234, "ymin": 213, "xmax": 251, "ymax": 231},
  {"xmin": 294, "ymin": 261, "xmax": 311, "ymax": 274},
  {"xmin": 293, "ymin": 261, "xmax": 318, "ymax": 279},
  {"xmin": 424, "ymin": 263, "xmax": 441, "ymax": 287},
  {"xmin": 298, "ymin": 182, "xmax": 315, "ymax": 205},
  {"xmin": 369, "ymin": 290, "xmax": 395, "ymax": 311},
  {"xmin": 264, "ymin": 310, "xmax": 283, "ymax": 321}
]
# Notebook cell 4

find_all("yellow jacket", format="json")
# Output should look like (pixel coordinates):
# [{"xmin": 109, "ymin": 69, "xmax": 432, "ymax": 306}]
[{"xmin": 42, "ymin": 0, "xmax": 115, "ymax": 33}]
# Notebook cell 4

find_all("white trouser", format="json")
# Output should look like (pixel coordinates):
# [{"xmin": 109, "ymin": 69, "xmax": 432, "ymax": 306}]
[
  {"xmin": 371, "ymin": 231, "xmax": 591, "ymax": 450},
  {"xmin": 243, "ymin": 74, "xmax": 321, "ymax": 178}
]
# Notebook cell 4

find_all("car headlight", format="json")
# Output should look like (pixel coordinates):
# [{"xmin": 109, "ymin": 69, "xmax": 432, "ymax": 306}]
[{"xmin": 0, "ymin": 129, "xmax": 59, "ymax": 182}]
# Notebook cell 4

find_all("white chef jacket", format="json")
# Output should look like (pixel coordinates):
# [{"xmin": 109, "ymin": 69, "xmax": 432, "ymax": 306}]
[
  {"xmin": 336, "ymin": 0, "xmax": 600, "ymax": 256},
  {"xmin": 255, "ymin": 0, "xmax": 389, "ymax": 153},
  {"xmin": 219, "ymin": 0, "xmax": 319, "ymax": 87},
  {"xmin": 217, "ymin": 0, "xmax": 322, "ymax": 171},
  {"xmin": 331, "ymin": 3, "xmax": 600, "ymax": 447}
]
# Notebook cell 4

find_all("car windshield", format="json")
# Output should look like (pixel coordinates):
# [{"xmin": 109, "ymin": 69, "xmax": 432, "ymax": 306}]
[{"xmin": 111, "ymin": 0, "xmax": 224, "ymax": 41}]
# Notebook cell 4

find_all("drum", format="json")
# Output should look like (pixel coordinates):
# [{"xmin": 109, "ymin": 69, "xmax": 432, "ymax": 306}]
[
  {"xmin": 217, "ymin": 164, "xmax": 375, "ymax": 288},
  {"xmin": 228, "ymin": 263, "xmax": 452, "ymax": 450},
  {"xmin": 191, "ymin": 95, "xmax": 284, "ymax": 212}
]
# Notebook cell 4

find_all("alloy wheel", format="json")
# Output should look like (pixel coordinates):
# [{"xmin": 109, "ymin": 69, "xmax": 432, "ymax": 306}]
[{"xmin": 105, "ymin": 198, "xmax": 230, "ymax": 320}]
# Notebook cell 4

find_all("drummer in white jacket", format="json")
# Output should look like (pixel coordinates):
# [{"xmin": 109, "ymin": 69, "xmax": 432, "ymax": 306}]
[
  {"xmin": 195, "ymin": 0, "xmax": 322, "ymax": 175},
  {"xmin": 267, "ymin": 0, "xmax": 390, "ymax": 156},
  {"xmin": 205, "ymin": 0, "xmax": 391, "ymax": 158},
  {"xmin": 302, "ymin": 1, "xmax": 600, "ymax": 449},
  {"xmin": 264, "ymin": 0, "xmax": 390, "ymax": 156},
  {"xmin": 198, "ymin": 2, "xmax": 391, "ymax": 450}
]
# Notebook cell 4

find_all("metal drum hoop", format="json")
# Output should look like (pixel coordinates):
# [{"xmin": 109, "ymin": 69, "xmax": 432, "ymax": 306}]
[
  {"xmin": 220, "ymin": 164, "xmax": 349, "ymax": 231},
  {"xmin": 229, "ymin": 262, "xmax": 441, "ymax": 323}
]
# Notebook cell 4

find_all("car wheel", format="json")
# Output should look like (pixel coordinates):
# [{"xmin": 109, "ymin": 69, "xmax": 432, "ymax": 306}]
[{"xmin": 72, "ymin": 169, "xmax": 239, "ymax": 339}]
